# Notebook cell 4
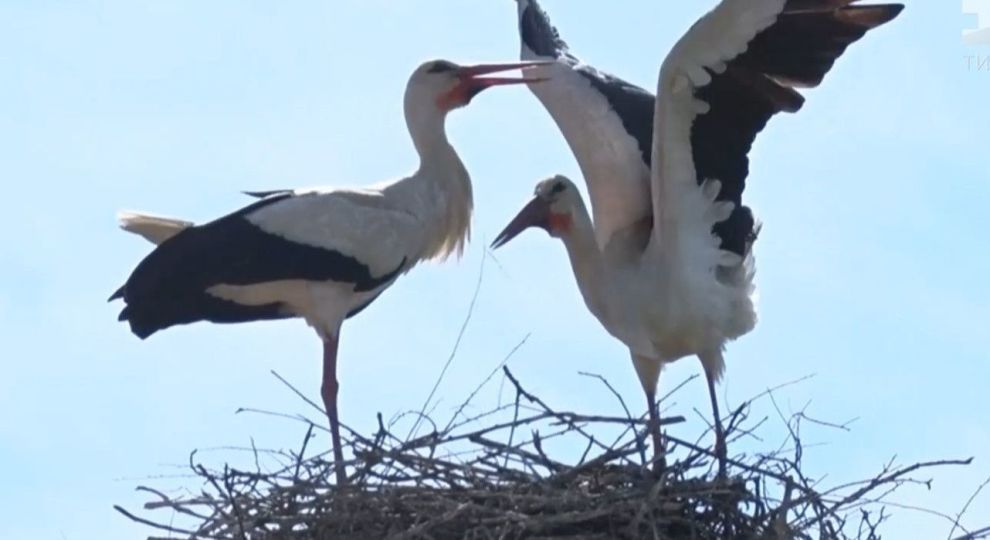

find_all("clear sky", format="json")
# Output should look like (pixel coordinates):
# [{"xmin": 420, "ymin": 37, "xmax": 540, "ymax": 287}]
[{"xmin": 1, "ymin": 1, "xmax": 988, "ymax": 538}]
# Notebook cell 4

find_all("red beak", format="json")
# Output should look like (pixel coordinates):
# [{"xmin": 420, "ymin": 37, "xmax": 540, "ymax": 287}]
[
  {"xmin": 442, "ymin": 61, "xmax": 551, "ymax": 108},
  {"xmin": 491, "ymin": 195, "xmax": 552, "ymax": 249},
  {"xmin": 456, "ymin": 60, "xmax": 550, "ymax": 87}
]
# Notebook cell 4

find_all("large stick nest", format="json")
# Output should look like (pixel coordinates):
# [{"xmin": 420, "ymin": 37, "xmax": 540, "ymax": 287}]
[{"xmin": 117, "ymin": 368, "xmax": 979, "ymax": 539}]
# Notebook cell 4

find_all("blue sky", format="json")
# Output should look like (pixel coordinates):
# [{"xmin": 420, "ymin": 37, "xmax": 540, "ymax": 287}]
[{"xmin": 1, "ymin": 1, "xmax": 988, "ymax": 537}]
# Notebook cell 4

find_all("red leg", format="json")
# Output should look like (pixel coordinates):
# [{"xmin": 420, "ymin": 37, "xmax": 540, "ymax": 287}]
[
  {"xmin": 706, "ymin": 373, "xmax": 727, "ymax": 479},
  {"xmin": 321, "ymin": 336, "xmax": 347, "ymax": 485},
  {"xmin": 646, "ymin": 389, "xmax": 666, "ymax": 471}
]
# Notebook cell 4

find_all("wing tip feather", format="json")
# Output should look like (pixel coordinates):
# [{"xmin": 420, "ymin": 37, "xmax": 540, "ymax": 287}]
[
  {"xmin": 109, "ymin": 285, "xmax": 125, "ymax": 302},
  {"xmin": 839, "ymin": 4, "xmax": 904, "ymax": 28}
]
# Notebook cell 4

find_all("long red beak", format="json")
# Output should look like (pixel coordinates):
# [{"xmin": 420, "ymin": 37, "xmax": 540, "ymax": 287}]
[
  {"xmin": 491, "ymin": 195, "xmax": 552, "ymax": 249},
  {"xmin": 455, "ymin": 60, "xmax": 551, "ymax": 88},
  {"xmin": 441, "ymin": 61, "xmax": 550, "ymax": 108}
]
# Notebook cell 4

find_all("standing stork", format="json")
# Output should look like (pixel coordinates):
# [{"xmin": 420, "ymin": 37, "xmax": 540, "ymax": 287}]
[
  {"xmin": 110, "ymin": 59, "xmax": 545, "ymax": 484},
  {"xmin": 496, "ymin": 0, "xmax": 902, "ymax": 474}
]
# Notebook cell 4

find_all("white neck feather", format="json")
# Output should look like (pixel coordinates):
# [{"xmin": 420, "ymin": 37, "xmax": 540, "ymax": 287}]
[
  {"xmin": 558, "ymin": 199, "xmax": 608, "ymax": 320},
  {"xmin": 399, "ymin": 92, "xmax": 473, "ymax": 262}
]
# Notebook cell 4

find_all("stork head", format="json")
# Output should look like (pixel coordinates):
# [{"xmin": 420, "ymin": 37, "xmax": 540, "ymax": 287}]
[
  {"xmin": 407, "ymin": 59, "xmax": 548, "ymax": 113},
  {"xmin": 492, "ymin": 175, "xmax": 579, "ymax": 249}
]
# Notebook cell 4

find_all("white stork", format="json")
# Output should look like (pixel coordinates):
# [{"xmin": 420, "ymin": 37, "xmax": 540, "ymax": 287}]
[
  {"xmin": 494, "ymin": 0, "xmax": 902, "ymax": 474},
  {"xmin": 110, "ymin": 59, "xmax": 546, "ymax": 484}
]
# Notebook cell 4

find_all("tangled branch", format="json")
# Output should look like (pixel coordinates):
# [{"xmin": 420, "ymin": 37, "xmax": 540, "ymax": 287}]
[{"xmin": 116, "ymin": 368, "xmax": 974, "ymax": 539}]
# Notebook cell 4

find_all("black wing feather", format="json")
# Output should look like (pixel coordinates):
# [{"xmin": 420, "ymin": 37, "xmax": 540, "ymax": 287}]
[
  {"xmin": 518, "ymin": 0, "xmax": 901, "ymax": 257},
  {"xmin": 113, "ymin": 193, "xmax": 404, "ymax": 338},
  {"xmin": 518, "ymin": 0, "xmax": 571, "ymax": 59},
  {"xmin": 689, "ymin": 0, "xmax": 903, "ymax": 256},
  {"xmin": 575, "ymin": 68, "xmax": 656, "ymax": 169}
]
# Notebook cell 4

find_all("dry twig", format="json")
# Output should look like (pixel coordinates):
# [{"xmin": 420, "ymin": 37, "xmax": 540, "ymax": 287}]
[{"xmin": 117, "ymin": 369, "xmax": 972, "ymax": 539}]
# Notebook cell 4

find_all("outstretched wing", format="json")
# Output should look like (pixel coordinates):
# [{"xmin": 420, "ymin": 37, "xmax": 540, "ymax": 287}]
[
  {"xmin": 650, "ymin": 0, "xmax": 902, "ymax": 265},
  {"xmin": 516, "ymin": 0, "xmax": 655, "ymax": 249}
]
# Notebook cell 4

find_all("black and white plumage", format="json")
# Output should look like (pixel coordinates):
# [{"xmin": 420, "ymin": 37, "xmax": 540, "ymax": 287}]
[
  {"xmin": 112, "ymin": 189, "xmax": 417, "ymax": 338},
  {"xmin": 111, "ymin": 59, "xmax": 545, "ymax": 484},
  {"xmin": 499, "ymin": 0, "xmax": 902, "ymax": 474}
]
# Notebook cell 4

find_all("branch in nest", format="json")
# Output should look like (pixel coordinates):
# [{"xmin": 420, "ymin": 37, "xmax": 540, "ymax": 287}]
[{"xmin": 116, "ymin": 368, "xmax": 976, "ymax": 540}]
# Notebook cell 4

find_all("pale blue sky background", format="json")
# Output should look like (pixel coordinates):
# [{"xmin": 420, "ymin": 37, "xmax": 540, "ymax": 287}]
[{"xmin": 1, "ymin": 1, "xmax": 988, "ymax": 538}]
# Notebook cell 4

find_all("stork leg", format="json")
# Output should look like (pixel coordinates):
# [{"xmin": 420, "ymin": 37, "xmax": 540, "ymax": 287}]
[
  {"xmin": 632, "ymin": 354, "xmax": 665, "ymax": 471},
  {"xmin": 321, "ymin": 335, "xmax": 347, "ymax": 485},
  {"xmin": 705, "ymin": 372, "xmax": 727, "ymax": 479},
  {"xmin": 645, "ymin": 388, "xmax": 666, "ymax": 471}
]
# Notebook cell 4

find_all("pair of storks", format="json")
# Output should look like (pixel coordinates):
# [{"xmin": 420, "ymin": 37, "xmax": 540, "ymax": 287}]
[{"xmin": 111, "ymin": 0, "xmax": 903, "ymax": 483}]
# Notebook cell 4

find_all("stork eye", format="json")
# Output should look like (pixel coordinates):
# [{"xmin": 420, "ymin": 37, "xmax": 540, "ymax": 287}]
[
  {"xmin": 551, "ymin": 182, "xmax": 566, "ymax": 194},
  {"xmin": 428, "ymin": 61, "xmax": 457, "ymax": 74}
]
